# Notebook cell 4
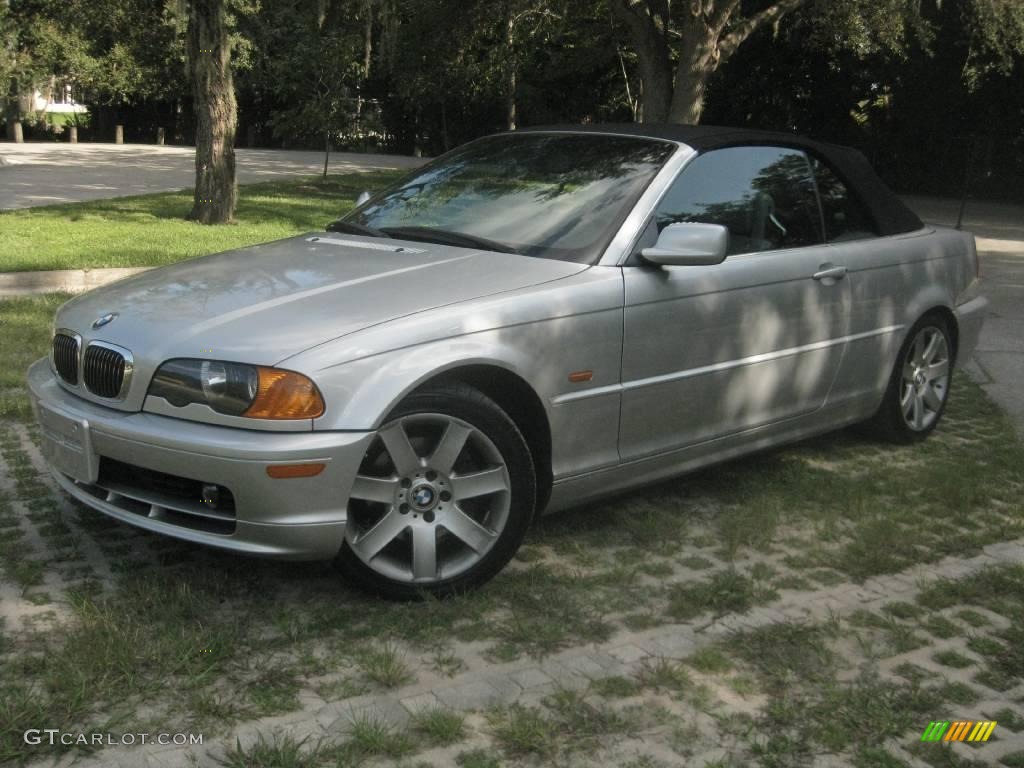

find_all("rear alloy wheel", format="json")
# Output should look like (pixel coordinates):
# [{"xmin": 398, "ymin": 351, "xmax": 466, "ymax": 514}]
[
  {"xmin": 336, "ymin": 383, "xmax": 535, "ymax": 598},
  {"xmin": 872, "ymin": 315, "xmax": 954, "ymax": 442}
]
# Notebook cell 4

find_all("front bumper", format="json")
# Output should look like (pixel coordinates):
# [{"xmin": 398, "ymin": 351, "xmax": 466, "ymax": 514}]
[{"xmin": 27, "ymin": 357, "xmax": 373, "ymax": 560}]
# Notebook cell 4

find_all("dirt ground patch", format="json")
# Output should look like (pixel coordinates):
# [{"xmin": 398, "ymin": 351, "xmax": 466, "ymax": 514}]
[{"xmin": 1, "ymin": 376, "xmax": 1023, "ymax": 767}]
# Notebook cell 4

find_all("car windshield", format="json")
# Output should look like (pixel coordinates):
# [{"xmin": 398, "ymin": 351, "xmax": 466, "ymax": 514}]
[{"xmin": 334, "ymin": 133, "xmax": 677, "ymax": 263}]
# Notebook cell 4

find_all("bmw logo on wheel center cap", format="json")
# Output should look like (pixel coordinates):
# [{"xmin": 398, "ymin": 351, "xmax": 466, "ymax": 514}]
[{"xmin": 411, "ymin": 484, "xmax": 436, "ymax": 510}]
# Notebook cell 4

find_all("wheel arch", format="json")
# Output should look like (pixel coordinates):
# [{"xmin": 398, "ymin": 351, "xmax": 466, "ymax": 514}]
[
  {"xmin": 918, "ymin": 305, "xmax": 959, "ymax": 362},
  {"xmin": 410, "ymin": 364, "xmax": 553, "ymax": 513}
]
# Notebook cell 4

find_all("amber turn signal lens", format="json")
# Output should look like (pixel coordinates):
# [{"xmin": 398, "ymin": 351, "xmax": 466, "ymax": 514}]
[
  {"xmin": 266, "ymin": 462, "xmax": 326, "ymax": 479},
  {"xmin": 243, "ymin": 368, "xmax": 325, "ymax": 419}
]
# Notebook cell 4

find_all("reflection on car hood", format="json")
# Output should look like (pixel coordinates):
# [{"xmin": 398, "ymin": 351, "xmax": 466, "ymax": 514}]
[{"xmin": 56, "ymin": 233, "xmax": 588, "ymax": 366}]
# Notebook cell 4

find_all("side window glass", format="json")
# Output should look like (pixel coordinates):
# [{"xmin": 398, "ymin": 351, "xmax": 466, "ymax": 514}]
[
  {"xmin": 810, "ymin": 157, "xmax": 878, "ymax": 242},
  {"xmin": 654, "ymin": 146, "xmax": 823, "ymax": 255}
]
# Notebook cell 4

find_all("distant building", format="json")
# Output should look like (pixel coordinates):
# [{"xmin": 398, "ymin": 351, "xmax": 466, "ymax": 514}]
[{"xmin": 32, "ymin": 79, "xmax": 88, "ymax": 116}]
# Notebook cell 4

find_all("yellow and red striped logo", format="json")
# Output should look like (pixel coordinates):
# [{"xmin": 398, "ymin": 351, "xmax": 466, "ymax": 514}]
[{"xmin": 921, "ymin": 721, "xmax": 997, "ymax": 742}]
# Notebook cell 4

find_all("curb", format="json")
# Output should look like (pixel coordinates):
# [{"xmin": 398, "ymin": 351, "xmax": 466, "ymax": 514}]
[
  {"xmin": 0, "ymin": 267, "xmax": 151, "ymax": 297},
  {"xmin": 975, "ymin": 236, "xmax": 1022, "ymax": 253}
]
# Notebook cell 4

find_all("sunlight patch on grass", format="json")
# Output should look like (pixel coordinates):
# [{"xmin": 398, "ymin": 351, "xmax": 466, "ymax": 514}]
[{"xmin": 0, "ymin": 172, "xmax": 401, "ymax": 272}]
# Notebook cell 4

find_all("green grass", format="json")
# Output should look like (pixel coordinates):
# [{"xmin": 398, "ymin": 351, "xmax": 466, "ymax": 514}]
[
  {"xmin": 922, "ymin": 615, "xmax": 960, "ymax": 639},
  {"xmin": 969, "ymin": 635, "xmax": 1008, "ymax": 657},
  {"xmin": 45, "ymin": 112, "xmax": 86, "ymax": 128},
  {"xmin": 343, "ymin": 712, "xmax": 414, "ymax": 761},
  {"xmin": 0, "ymin": 171, "xmax": 402, "ymax": 272},
  {"xmin": 917, "ymin": 565, "xmax": 1024, "ymax": 617},
  {"xmin": 716, "ymin": 618, "xmax": 991, "ymax": 766},
  {"xmin": 221, "ymin": 733, "xmax": 323, "ymax": 768},
  {"xmin": 590, "ymin": 675, "xmax": 642, "ymax": 698},
  {"xmin": 488, "ymin": 704, "xmax": 559, "ymax": 759},
  {"xmin": 219, "ymin": 715, "xmax": 422, "ymax": 767},
  {"xmin": 955, "ymin": 609, "xmax": 990, "ymax": 627},
  {"xmin": 932, "ymin": 650, "xmax": 975, "ymax": 669},
  {"xmin": 990, "ymin": 708, "xmax": 1024, "ymax": 733},
  {"xmin": 0, "ymin": 294, "xmax": 68, "ymax": 420},
  {"xmin": 411, "ymin": 707, "xmax": 466, "ymax": 746},
  {"xmin": 704, "ymin": 590, "xmax": 1024, "ymax": 765},
  {"xmin": 916, "ymin": 565, "xmax": 1024, "ymax": 690},
  {"xmin": 246, "ymin": 667, "xmax": 302, "ymax": 716},
  {"xmin": 487, "ymin": 689, "xmax": 635, "ymax": 761},
  {"xmin": 636, "ymin": 657, "xmax": 694, "ymax": 695},
  {"xmin": 543, "ymin": 688, "xmax": 634, "ymax": 742},
  {"xmin": 667, "ymin": 569, "xmax": 777, "ymax": 621},
  {"xmin": 431, "ymin": 648, "xmax": 467, "ymax": 677},
  {"xmin": 355, "ymin": 642, "xmax": 414, "ymax": 689},
  {"xmin": 456, "ymin": 748, "xmax": 503, "ymax": 768},
  {"xmin": 688, "ymin": 646, "xmax": 735, "ymax": 674},
  {"xmin": 727, "ymin": 621, "xmax": 838, "ymax": 692},
  {"xmin": 881, "ymin": 601, "xmax": 924, "ymax": 620}
]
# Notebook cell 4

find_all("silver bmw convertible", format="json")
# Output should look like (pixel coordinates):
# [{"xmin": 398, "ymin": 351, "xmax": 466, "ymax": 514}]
[{"xmin": 29, "ymin": 125, "xmax": 987, "ymax": 597}]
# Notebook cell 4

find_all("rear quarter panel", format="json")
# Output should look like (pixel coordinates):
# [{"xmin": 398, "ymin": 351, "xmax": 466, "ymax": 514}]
[{"xmin": 828, "ymin": 226, "xmax": 975, "ymax": 412}]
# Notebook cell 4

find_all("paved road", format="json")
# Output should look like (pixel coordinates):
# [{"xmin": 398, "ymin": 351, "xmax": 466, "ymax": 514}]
[
  {"xmin": 0, "ymin": 143, "xmax": 424, "ymax": 210},
  {"xmin": 905, "ymin": 195, "xmax": 1024, "ymax": 438}
]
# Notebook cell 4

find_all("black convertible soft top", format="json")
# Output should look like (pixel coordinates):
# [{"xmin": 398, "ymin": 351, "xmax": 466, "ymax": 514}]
[{"xmin": 518, "ymin": 123, "xmax": 923, "ymax": 237}]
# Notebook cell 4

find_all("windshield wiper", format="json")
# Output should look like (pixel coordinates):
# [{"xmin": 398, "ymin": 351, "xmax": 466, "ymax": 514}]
[
  {"xmin": 325, "ymin": 220, "xmax": 390, "ymax": 238},
  {"xmin": 380, "ymin": 226, "xmax": 519, "ymax": 254}
]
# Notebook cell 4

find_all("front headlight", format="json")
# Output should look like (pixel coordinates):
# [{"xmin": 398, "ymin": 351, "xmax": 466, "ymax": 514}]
[{"xmin": 148, "ymin": 359, "xmax": 325, "ymax": 419}]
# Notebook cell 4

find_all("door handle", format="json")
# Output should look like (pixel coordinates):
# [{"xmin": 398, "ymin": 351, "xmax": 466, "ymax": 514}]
[{"xmin": 812, "ymin": 265, "xmax": 848, "ymax": 281}]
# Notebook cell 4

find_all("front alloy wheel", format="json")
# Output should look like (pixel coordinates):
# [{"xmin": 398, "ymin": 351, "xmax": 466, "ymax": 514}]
[{"xmin": 336, "ymin": 383, "xmax": 535, "ymax": 598}]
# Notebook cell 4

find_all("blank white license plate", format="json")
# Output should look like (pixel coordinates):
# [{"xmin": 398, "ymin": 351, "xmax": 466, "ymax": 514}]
[{"xmin": 37, "ymin": 402, "xmax": 97, "ymax": 483}]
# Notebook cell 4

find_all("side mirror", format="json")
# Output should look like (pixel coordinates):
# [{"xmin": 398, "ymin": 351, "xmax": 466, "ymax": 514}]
[
  {"xmin": 641, "ymin": 223, "xmax": 728, "ymax": 267},
  {"xmin": 355, "ymin": 191, "xmax": 371, "ymax": 207}
]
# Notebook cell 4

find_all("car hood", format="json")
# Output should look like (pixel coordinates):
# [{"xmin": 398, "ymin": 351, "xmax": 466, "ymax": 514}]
[{"xmin": 56, "ymin": 233, "xmax": 588, "ymax": 368}]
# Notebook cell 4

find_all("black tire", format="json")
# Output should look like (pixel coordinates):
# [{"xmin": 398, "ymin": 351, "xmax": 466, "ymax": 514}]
[
  {"xmin": 335, "ymin": 382, "xmax": 536, "ymax": 599},
  {"xmin": 869, "ymin": 313, "xmax": 955, "ymax": 443}
]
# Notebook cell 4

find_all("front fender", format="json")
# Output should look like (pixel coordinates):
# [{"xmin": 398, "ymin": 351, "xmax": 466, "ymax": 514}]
[
  {"xmin": 303, "ymin": 302, "xmax": 626, "ymax": 481},
  {"xmin": 311, "ymin": 338, "xmax": 540, "ymax": 431},
  {"xmin": 291, "ymin": 266, "xmax": 626, "ymax": 479}
]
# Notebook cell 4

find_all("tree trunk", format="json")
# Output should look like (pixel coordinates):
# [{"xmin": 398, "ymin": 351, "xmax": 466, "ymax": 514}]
[
  {"xmin": 187, "ymin": 0, "xmax": 237, "ymax": 224},
  {"xmin": 507, "ymin": 67, "xmax": 517, "ymax": 130},
  {"xmin": 506, "ymin": 12, "xmax": 517, "ymax": 130},
  {"xmin": 356, "ymin": 3, "xmax": 373, "ymax": 131},
  {"xmin": 636, "ymin": 45, "xmax": 672, "ymax": 122},
  {"xmin": 441, "ymin": 99, "xmax": 449, "ymax": 151},
  {"xmin": 668, "ymin": 22, "xmax": 718, "ymax": 125},
  {"xmin": 362, "ymin": 5, "xmax": 374, "ymax": 81},
  {"xmin": 3, "ymin": 104, "xmax": 13, "ymax": 141},
  {"xmin": 612, "ymin": 1, "xmax": 672, "ymax": 123},
  {"xmin": 5, "ymin": 84, "xmax": 25, "ymax": 141},
  {"xmin": 616, "ymin": 0, "xmax": 809, "ymax": 126}
]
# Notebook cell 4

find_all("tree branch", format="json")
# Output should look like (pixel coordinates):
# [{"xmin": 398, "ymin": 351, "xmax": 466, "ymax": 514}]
[
  {"xmin": 612, "ymin": 0, "xmax": 652, "ymax": 54},
  {"xmin": 707, "ymin": 0, "xmax": 741, "ymax": 33},
  {"xmin": 614, "ymin": 0, "xmax": 670, "ymax": 36},
  {"xmin": 717, "ymin": 0, "xmax": 809, "ymax": 62}
]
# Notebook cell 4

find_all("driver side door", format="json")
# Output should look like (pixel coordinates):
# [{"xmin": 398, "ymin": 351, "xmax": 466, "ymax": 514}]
[{"xmin": 618, "ymin": 145, "xmax": 852, "ymax": 461}]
